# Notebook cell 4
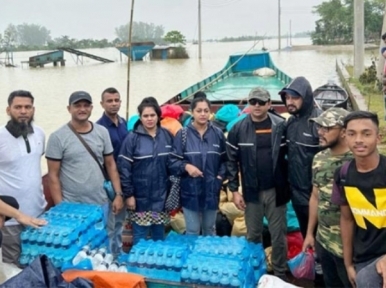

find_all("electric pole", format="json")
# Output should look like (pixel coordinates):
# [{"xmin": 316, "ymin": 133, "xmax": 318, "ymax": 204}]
[
  {"xmin": 198, "ymin": 0, "xmax": 202, "ymax": 59},
  {"xmin": 126, "ymin": 0, "xmax": 135, "ymax": 120},
  {"xmin": 278, "ymin": 0, "xmax": 281, "ymax": 50},
  {"xmin": 354, "ymin": 0, "xmax": 364, "ymax": 78},
  {"xmin": 376, "ymin": 4, "xmax": 386, "ymax": 82}
]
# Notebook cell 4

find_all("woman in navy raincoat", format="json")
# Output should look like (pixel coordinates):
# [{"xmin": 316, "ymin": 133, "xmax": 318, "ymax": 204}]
[
  {"xmin": 169, "ymin": 97, "xmax": 227, "ymax": 235},
  {"xmin": 118, "ymin": 97, "xmax": 173, "ymax": 244}
]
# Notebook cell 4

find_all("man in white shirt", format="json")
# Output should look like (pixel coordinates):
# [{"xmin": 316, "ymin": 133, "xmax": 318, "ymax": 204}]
[{"xmin": 0, "ymin": 90, "xmax": 47, "ymax": 266}]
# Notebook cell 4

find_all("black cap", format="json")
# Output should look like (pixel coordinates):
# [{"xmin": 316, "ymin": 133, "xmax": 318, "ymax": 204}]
[{"xmin": 69, "ymin": 91, "xmax": 92, "ymax": 105}]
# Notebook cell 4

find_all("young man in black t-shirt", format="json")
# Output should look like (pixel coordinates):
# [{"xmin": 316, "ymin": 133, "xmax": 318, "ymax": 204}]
[
  {"xmin": 226, "ymin": 87, "xmax": 289, "ymax": 280},
  {"xmin": 332, "ymin": 111, "xmax": 386, "ymax": 288}
]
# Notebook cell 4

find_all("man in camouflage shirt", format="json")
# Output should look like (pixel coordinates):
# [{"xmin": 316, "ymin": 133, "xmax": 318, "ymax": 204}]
[{"xmin": 302, "ymin": 107, "xmax": 352, "ymax": 288}]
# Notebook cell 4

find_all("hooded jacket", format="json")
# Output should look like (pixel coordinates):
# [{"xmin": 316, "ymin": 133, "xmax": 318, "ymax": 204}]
[
  {"xmin": 117, "ymin": 122, "xmax": 173, "ymax": 212},
  {"xmin": 226, "ymin": 113, "xmax": 290, "ymax": 207},
  {"xmin": 279, "ymin": 76, "xmax": 322, "ymax": 206},
  {"xmin": 169, "ymin": 122, "xmax": 227, "ymax": 211}
]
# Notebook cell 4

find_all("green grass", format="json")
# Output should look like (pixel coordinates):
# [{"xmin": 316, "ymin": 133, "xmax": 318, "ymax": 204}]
[{"xmin": 346, "ymin": 65, "xmax": 386, "ymax": 154}]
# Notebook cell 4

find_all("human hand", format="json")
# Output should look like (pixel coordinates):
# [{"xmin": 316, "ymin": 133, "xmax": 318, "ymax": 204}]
[
  {"xmin": 232, "ymin": 192, "xmax": 246, "ymax": 211},
  {"xmin": 15, "ymin": 214, "xmax": 47, "ymax": 229},
  {"xmin": 346, "ymin": 265, "xmax": 357, "ymax": 288},
  {"xmin": 185, "ymin": 164, "xmax": 203, "ymax": 178},
  {"xmin": 126, "ymin": 196, "xmax": 136, "ymax": 211},
  {"xmin": 376, "ymin": 255, "xmax": 386, "ymax": 288},
  {"xmin": 302, "ymin": 234, "xmax": 315, "ymax": 252},
  {"xmin": 112, "ymin": 195, "xmax": 124, "ymax": 214}
]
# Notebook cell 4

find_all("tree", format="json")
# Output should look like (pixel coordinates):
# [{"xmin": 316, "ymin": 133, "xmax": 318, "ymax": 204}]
[
  {"xmin": 114, "ymin": 21, "xmax": 165, "ymax": 43},
  {"xmin": 163, "ymin": 30, "xmax": 186, "ymax": 45},
  {"xmin": 311, "ymin": 0, "xmax": 384, "ymax": 45},
  {"xmin": 16, "ymin": 23, "xmax": 51, "ymax": 46}
]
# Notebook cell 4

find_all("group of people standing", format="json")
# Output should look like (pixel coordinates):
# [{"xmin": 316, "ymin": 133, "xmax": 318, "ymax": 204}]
[{"xmin": 1, "ymin": 75, "xmax": 386, "ymax": 288}]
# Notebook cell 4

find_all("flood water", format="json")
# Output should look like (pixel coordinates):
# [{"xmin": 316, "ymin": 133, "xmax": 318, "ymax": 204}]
[{"xmin": 0, "ymin": 37, "xmax": 375, "ymax": 171}]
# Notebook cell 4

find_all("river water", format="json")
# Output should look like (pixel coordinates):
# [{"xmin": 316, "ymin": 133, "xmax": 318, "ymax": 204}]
[{"xmin": 0, "ymin": 37, "xmax": 375, "ymax": 172}]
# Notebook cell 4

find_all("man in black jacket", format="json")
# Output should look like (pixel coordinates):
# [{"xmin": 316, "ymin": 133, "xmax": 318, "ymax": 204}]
[
  {"xmin": 279, "ymin": 76, "xmax": 322, "ymax": 238},
  {"xmin": 226, "ymin": 87, "xmax": 290, "ymax": 279}
]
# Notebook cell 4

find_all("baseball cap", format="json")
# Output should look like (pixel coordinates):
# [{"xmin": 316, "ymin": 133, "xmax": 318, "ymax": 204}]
[
  {"xmin": 248, "ymin": 87, "xmax": 270, "ymax": 102},
  {"xmin": 69, "ymin": 91, "xmax": 92, "ymax": 105},
  {"xmin": 309, "ymin": 107, "xmax": 350, "ymax": 127},
  {"xmin": 279, "ymin": 88, "xmax": 301, "ymax": 97}
]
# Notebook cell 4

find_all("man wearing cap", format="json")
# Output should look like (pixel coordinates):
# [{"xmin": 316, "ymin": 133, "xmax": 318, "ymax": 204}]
[
  {"xmin": 226, "ymin": 87, "xmax": 290, "ymax": 280},
  {"xmin": 301, "ymin": 108, "xmax": 352, "ymax": 288},
  {"xmin": 46, "ymin": 91, "xmax": 124, "ymax": 231},
  {"xmin": 279, "ymin": 76, "xmax": 322, "ymax": 238}
]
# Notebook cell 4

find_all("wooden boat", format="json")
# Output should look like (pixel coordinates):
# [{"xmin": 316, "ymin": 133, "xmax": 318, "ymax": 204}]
[
  {"xmin": 313, "ymin": 82, "xmax": 349, "ymax": 110},
  {"xmin": 165, "ymin": 50, "xmax": 292, "ymax": 114}
]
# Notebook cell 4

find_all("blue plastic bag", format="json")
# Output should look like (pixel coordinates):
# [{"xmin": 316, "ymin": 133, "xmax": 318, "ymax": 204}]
[{"xmin": 287, "ymin": 251, "xmax": 315, "ymax": 280}]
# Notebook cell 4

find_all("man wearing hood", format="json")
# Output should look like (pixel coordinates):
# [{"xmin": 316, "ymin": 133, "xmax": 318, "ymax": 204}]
[{"xmin": 279, "ymin": 76, "xmax": 322, "ymax": 238}]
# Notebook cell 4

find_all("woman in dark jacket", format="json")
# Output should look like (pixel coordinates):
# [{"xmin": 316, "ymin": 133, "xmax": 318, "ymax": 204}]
[
  {"xmin": 118, "ymin": 97, "xmax": 173, "ymax": 244},
  {"xmin": 169, "ymin": 97, "xmax": 227, "ymax": 235}
]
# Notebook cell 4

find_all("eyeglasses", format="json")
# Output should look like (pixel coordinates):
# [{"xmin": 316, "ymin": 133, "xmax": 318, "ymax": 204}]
[
  {"xmin": 315, "ymin": 124, "xmax": 340, "ymax": 133},
  {"xmin": 248, "ymin": 99, "xmax": 269, "ymax": 106}
]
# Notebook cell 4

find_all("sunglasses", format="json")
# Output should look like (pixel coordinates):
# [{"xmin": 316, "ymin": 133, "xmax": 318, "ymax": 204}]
[{"xmin": 248, "ymin": 99, "xmax": 269, "ymax": 106}]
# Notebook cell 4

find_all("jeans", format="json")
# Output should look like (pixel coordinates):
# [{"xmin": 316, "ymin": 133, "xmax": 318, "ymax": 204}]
[
  {"xmin": 244, "ymin": 188, "xmax": 287, "ymax": 276},
  {"xmin": 355, "ymin": 257, "xmax": 384, "ymax": 288},
  {"xmin": 132, "ymin": 222, "xmax": 165, "ymax": 245},
  {"xmin": 182, "ymin": 208, "xmax": 217, "ymax": 236},
  {"xmin": 107, "ymin": 205, "xmax": 127, "ymax": 257},
  {"xmin": 315, "ymin": 241, "xmax": 351, "ymax": 288}
]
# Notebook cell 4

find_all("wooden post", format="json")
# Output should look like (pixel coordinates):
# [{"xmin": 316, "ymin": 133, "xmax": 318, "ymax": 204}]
[
  {"xmin": 198, "ymin": 0, "xmax": 202, "ymax": 59},
  {"xmin": 126, "ymin": 0, "xmax": 135, "ymax": 121}
]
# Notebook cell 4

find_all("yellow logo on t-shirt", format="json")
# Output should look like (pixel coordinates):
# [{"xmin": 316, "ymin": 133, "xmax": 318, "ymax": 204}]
[{"xmin": 345, "ymin": 187, "xmax": 386, "ymax": 229}]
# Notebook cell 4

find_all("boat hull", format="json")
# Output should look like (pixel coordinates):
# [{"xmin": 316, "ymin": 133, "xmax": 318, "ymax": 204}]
[
  {"xmin": 165, "ymin": 51, "xmax": 291, "ymax": 113},
  {"xmin": 314, "ymin": 83, "xmax": 349, "ymax": 110}
]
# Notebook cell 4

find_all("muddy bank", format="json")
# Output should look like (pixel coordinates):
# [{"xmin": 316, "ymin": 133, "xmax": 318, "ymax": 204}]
[{"xmin": 290, "ymin": 44, "xmax": 378, "ymax": 52}]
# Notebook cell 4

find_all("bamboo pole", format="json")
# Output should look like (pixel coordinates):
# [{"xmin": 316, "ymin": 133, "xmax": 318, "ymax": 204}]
[{"xmin": 126, "ymin": 0, "xmax": 135, "ymax": 120}]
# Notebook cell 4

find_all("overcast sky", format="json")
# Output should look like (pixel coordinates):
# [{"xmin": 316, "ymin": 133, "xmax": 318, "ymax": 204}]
[{"xmin": 1, "ymin": 0, "xmax": 325, "ymax": 41}]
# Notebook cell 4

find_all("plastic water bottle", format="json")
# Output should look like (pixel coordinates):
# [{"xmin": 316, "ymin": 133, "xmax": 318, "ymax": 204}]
[
  {"xmin": 200, "ymin": 267, "xmax": 210, "ymax": 285},
  {"xmin": 104, "ymin": 253, "xmax": 114, "ymax": 265},
  {"xmin": 128, "ymin": 250, "xmax": 137, "ymax": 266},
  {"xmin": 96, "ymin": 261, "xmax": 109, "ymax": 271},
  {"xmin": 146, "ymin": 250, "xmax": 155, "ymax": 268},
  {"xmin": 220, "ymin": 271, "xmax": 230, "ymax": 287},
  {"xmin": 175, "ymin": 252, "xmax": 183, "ymax": 271},
  {"xmin": 190, "ymin": 265, "xmax": 200, "ymax": 284},
  {"xmin": 72, "ymin": 245, "xmax": 90, "ymax": 265},
  {"xmin": 155, "ymin": 251, "xmax": 164, "ymax": 269},
  {"xmin": 181, "ymin": 265, "xmax": 190, "ymax": 283},
  {"xmin": 137, "ymin": 250, "xmax": 146, "ymax": 268},
  {"xmin": 118, "ymin": 263, "xmax": 128, "ymax": 273},
  {"xmin": 92, "ymin": 248, "xmax": 106, "ymax": 268},
  {"xmin": 210, "ymin": 268, "xmax": 220, "ymax": 286},
  {"xmin": 109, "ymin": 261, "xmax": 119, "ymax": 272},
  {"xmin": 165, "ymin": 252, "xmax": 174, "ymax": 271},
  {"xmin": 230, "ymin": 273, "xmax": 241, "ymax": 287}
]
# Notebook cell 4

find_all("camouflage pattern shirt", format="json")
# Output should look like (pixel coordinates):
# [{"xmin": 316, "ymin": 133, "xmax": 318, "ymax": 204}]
[{"xmin": 312, "ymin": 149, "xmax": 353, "ymax": 257}]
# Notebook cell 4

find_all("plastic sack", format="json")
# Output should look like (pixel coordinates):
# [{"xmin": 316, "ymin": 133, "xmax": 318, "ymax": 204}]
[
  {"xmin": 215, "ymin": 104, "xmax": 240, "ymax": 123},
  {"xmin": 257, "ymin": 275, "xmax": 300, "ymax": 288},
  {"xmin": 287, "ymin": 251, "xmax": 315, "ymax": 280},
  {"xmin": 161, "ymin": 104, "xmax": 184, "ymax": 120},
  {"xmin": 287, "ymin": 231, "xmax": 303, "ymax": 260},
  {"xmin": 226, "ymin": 113, "xmax": 248, "ymax": 132},
  {"xmin": 127, "ymin": 115, "xmax": 139, "ymax": 131},
  {"xmin": 161, "ymin": 117, "xmax": 182, "ymax": 136},
  {"xmin": 0, "ymin": 255, "xmax": 93, "ymax": 288}
]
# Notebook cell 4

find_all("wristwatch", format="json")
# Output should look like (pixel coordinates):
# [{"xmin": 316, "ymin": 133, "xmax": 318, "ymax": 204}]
[{"xmin": 115, "ymin": 192, "xmax": 124, "ymax": 198}]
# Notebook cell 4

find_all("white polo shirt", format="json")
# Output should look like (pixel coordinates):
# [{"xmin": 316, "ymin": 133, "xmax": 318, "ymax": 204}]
[{"xmin": 0, "ymin": 124, "xmax": 47, "ymax": 226}]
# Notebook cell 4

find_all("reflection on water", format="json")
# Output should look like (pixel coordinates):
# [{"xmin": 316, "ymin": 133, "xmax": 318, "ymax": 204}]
[{"xmin": 0, "ymin": 38, "xmax": 373, "ymax": 138}]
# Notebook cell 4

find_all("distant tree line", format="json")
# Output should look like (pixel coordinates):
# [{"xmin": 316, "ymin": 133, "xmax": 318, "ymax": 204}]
[
  {"xmin": 311, "ymin": 0, "xmax": 384, "ymax": 45},
  {"xmin": 0, "ymin": 22, "xmax": 173, "ymax": 52}
]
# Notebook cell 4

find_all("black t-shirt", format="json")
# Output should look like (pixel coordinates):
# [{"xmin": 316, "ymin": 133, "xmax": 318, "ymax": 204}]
[
  {"xmin": 332, "ymin": 155, "xmax": 386, "ymax": 263},
  {"xmin": 254, "ymin": 117, "xmax": 274, "ymax": 192}
]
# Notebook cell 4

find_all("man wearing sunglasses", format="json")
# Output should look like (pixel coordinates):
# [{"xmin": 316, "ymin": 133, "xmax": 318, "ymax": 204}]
[
  {"xmin": 226, "ymin": 87, "xmax": 290, "ymax": 280},
  {"xmin": 302, "ymin": 107, "xmax": 352, "ymax": 288}
]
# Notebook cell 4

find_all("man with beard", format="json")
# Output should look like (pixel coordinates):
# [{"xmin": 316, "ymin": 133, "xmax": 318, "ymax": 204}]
[
  {"xmin": 279, "ymin": 76, "xmax": 322, "ymax": 238},
  {"xmin": 46, "ymin": 91, "xmax": 123, "ymax": 241},
  {"xmin": 0, "ymin": 90, "xmax": 47, "ymax": 265},
  {"xmin": 96, "ymin": 87, "xmax": 128, "ymax": 257},
  {"xmin": 302, "ymin": 108, "xmax": 352, "ymax": 288},
  {"xmin": 227, "ymin": 88, "xmax": 290, "ymax": 280}
]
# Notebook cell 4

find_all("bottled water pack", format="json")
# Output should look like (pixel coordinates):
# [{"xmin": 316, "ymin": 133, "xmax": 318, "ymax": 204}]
[{"xmin": 19, "ymin": 202, "xmax": 108, "ymax": 269}]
